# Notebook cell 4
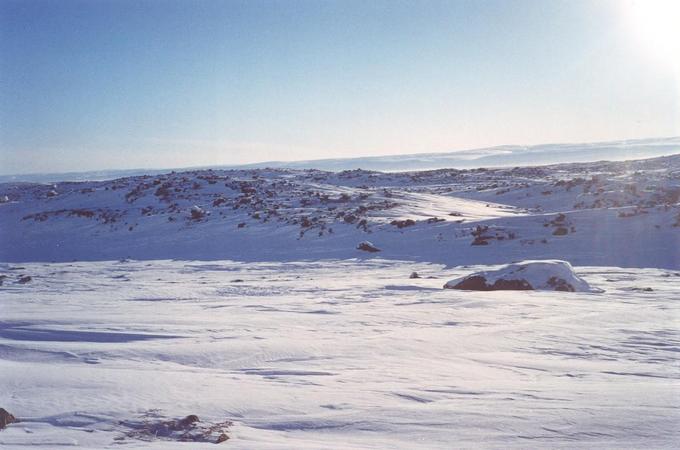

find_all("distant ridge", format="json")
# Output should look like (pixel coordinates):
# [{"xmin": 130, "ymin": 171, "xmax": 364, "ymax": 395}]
[{"xmin": 2, "ymin": 136, "xmax": 679, "ymax": 183}]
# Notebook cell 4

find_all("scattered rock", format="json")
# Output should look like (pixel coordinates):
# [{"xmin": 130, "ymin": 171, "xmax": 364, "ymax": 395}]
[
  {"xmin": 121, "ymin": 413, "xmax": 231, "ymax": 444},
  {"xmin": 0, "ymin": 408, "xmax": 17, "ymax": 429},
  {"xmin": 357, "ymin": 241, "xmax": 380, "ymax": 252},
  {"xmin": 552, "ymin": 227, "xmax": 568, "ymax": 236},
  {"xmin": 17, "ymin": 275, "xmax": 32, "ymax": 284},
  {"xmin": 471, "ymin": 236, "xmax": 490, "ymax": 245},
  {"xmin": 176, "ymin": 414, "xmax": 199, "ymax": 429},
  {"xmin": 426, "ymin": 217, "xmax": 445, "ymax": 224},
  {"xmin": 390, "ymin": 219, "xmax": 416, "ymax": 229},
  {"xmin": 190, "ymin": 206, "xmax": 207, "ymax": 220},
  {"xmin": 343, "ymin": 214, "xmax": 357, "ymax": 224}
]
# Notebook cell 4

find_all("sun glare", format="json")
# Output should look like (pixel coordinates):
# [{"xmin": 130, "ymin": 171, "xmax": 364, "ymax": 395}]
[{"xmin": 624, "ymin": 0, "xmax": 680, "ymax": 66}]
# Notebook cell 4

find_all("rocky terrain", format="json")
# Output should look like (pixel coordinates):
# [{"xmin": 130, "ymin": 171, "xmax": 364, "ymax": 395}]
[
  {"xmin": 1, "ymin": 153, "xmax": 679, "ymax": 448},
  {"xmin": 1, "ymin": 153, "xmax": 679, "ymax": 268}
]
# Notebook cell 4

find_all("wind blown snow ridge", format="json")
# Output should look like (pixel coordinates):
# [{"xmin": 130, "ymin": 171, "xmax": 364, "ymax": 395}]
[{"xmin": 1, "ymin": 153, "xmax": 679, "ymax": 268}]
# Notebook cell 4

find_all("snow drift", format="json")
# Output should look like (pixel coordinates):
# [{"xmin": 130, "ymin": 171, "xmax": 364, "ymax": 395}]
[{"xmin": 444, "ymin": 260, "xmax": 598, "ymax": 292}]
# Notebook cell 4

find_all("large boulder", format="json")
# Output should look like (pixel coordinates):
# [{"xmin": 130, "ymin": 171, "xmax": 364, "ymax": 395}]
[{"xmin": 444, "ymin": 260, "xmax": 597, "ymax": 292}]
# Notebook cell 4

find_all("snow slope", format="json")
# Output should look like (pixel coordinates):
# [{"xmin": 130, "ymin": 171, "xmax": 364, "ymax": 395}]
[
  {"xmin": 1, "ymin": 154, "xmax": 679, "ymax": 268},
  {"xmin": 1, "ymin": 259, "xmax": 679, "ymax": 448}
]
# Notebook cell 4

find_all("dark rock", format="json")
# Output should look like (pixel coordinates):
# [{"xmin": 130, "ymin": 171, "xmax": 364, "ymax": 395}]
[
  {"xmin": 409, "ymin": 272, "xmax": 420, "ymax": 279},
  {"xmin": 390, "ymin": 219, "xmax": 416, "ymax": 228},
  {"xmin": 447, "ymin": 275, "xmax": 490, "ymax": 290},
  {"xmin": 0, "ymin": 408, "xmax": 17, "ymax": 429},
  {"xmin": 471, "ymin": 236, "xmax": 490, "ymax": 245},
  {"xmin": 547, "ymin": 276, "xmax": 574, "ymax": 292},
  {"xmin": 17, "ymin": 275, "xmax": 32, "ymax": 284},
  {"xmin": 121, "ymin": 414, "xmax": 231, "ymax": 444},
  {"xmin": 426, "ymin": 217, "xmax": 445, "ymax": 224},
  {"xmin": 176, "ymin": 414, "xmax": 200, "ymax": 429},
  {"xmin": 344, "ymin": 214, "xmax": 357, "ymax": 224},
  {"xmin": 446, "ymin": 276, "xmax": 534, "ymax": 291},
  {"xmin": 631, "ymin": 287, "xmax": 654, "ymax": 292},
  {"xmin": 357, "ymin": 241, "xmax": 380, "ymax": 252},
  {"xmin": 212, "ymin": 197, "xmax": 227, "ymax": 207},
  {"xmin": 490, "ymin": 279, "xmax": 533, "ymax": 290},
  {"xmin": 190, "ymin": 206, "xmax": 206, "ymax": 220},
  {"xmin": 552, "ymin": 227, "xmax": 568, "ymax": 236}
]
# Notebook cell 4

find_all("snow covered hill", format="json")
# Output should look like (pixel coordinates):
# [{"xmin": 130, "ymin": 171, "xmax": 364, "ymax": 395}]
[
  {"xmin": 2, "ymin": 153, "xmax": 679, "ymax": 449},
  {"xmin": 1, "ymin": 153, "xmax": 679, "ymax": 268}
]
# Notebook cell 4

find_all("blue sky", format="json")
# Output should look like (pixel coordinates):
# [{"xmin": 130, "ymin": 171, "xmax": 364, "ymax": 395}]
[{"xmin": 1, "ymin": 0, "xmax": 678, "ymax": 174}]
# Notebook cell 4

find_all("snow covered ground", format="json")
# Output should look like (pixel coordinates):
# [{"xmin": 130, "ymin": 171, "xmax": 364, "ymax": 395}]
[
  {"xmin": 1, "ymin": 153, "xmax": 679, "ymax": 448},
  {"xmin": 1, "ymin": 259, "xmax": 679, "ymax": 448},
  {"xmin": 1, "ymin": 154, "xmax": 679, "ymax": 268}
]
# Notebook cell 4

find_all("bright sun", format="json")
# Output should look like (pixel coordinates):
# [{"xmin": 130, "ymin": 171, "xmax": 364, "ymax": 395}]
[{"xmin": 624, "ymin": 0, "xmax": 680, "ymax": 65}]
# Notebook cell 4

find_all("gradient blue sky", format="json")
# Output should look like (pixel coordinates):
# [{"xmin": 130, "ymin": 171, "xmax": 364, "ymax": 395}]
[{"xmin": 1, "ymin": 0, "xmax": 678, "ymax": 174}]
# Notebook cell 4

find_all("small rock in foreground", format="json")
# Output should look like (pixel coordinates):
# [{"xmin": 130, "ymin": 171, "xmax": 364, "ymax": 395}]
[
  {"xmin": 0, "ymin": 408, "xmax": 18, "ymax": 429},
  {"xmin": 120, "ymin": 413, "xmax": 231, "ymax": 444}
]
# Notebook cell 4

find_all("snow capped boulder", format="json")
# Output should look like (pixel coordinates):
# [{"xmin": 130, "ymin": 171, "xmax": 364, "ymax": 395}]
[
  {"xmin": 0, "ymin": 195, "xmax": 9, "ymax": 203},
  {"xmin": 444, "ymin": 260, "xmax": 597, "ymax": 292},
  {"xmin": 189, "ymin": 205, "xmax": 207, "ymax": 220},
  {"xmin": 357, "ymin": 241, "xmax": 380, "ymax": 252}
]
